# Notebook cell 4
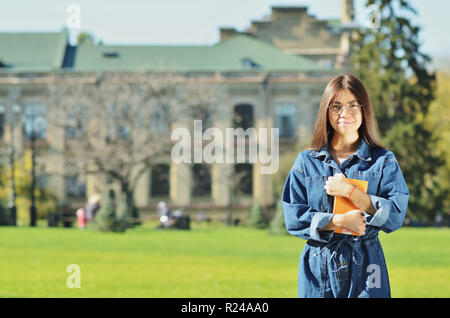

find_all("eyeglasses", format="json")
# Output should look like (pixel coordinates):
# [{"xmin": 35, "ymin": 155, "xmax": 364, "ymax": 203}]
[{"xmin": 328, "ymin": 103, "xmax": 363, "ymax": 115}]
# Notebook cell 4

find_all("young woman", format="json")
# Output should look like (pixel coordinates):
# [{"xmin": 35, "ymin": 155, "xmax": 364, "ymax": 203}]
[{"xmin": 282, "ymin": 74, "xmax": 410, "ymax": 298}]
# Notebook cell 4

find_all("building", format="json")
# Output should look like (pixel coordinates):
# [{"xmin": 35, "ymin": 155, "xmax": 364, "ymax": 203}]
[
  {"xmin": 219, "ymin": 1, "xmax": 355, "ymax": 70},
  {"xmin": 0, "ymin": 2, "xmax": 355, "ymax": 213}
]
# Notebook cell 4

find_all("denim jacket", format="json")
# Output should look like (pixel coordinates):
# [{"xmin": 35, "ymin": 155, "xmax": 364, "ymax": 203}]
[{"xmin": 282, "ymin": 139, "xmax": 410, "ymax": 297}]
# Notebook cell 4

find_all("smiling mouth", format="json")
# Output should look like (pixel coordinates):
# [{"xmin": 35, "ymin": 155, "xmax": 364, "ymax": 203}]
[{"xmin": 338, "ymin": 121, "xmax": 354, "ymax": 125}]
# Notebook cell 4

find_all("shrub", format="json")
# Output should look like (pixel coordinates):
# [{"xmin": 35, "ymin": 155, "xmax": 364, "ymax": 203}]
[
  {"xmin": 269, "ymin": 199, "xmax": 288, "ymax": 235},
  {"xmin": 246, "ymin": 200, "xmax": 268, "ymax": 229},
  {"xmin": 95, "ymin": 189, "xmax": 126, "ymax": 232}
]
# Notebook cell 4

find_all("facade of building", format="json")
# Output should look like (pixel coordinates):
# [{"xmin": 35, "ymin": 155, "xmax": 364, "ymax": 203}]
[{"xmin": 0, "ymin": 3, "xmax": 354, "ymax": 212}]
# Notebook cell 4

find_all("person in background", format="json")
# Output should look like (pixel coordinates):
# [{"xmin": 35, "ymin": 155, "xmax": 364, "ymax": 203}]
[
  {"xmin": 76, "ymin": 207, "xmax": 86, "ymax": 230},
  {"xmin": 85, "ymin": 193, "xmax": 101, "ymax": 222},
  {"xmin": 157, "ymin": 201, "xmax": 173, "ymax": 228}
]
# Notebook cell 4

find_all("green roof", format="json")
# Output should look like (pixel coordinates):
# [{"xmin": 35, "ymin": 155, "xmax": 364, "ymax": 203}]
[
  {"xmin": 0, "ymin": 29, "xmax": 68, "ymax": 71},
  {"xmin": 326, "ymin": 19, "xmax": 342, "ymax": 29},
  {"xmin": 73, "ymin": 34, "xmax": 328, "ymax": 73}
]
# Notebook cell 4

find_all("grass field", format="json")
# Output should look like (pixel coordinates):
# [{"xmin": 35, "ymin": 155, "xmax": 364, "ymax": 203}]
[{"xmin": 0, "ymin": 222, "xmax": 449, "ymax": 298}]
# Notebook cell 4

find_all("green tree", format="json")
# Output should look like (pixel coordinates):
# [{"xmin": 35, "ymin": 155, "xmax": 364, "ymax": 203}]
[
  {"xmin": 95, "ymin": 189, "xmax": 125, "ymax": 232},
  {"xmin": 272, "ymin": 148, "xmax": 302, "ymax": 200},
  {"xmin": 271, "ymin": 142, "xmax": 307, "ymax": 233},
  {"xmin": 425, "ymin": 72, "xmax": 450, "ymax": 217},
  {"xmin": 0, "ymin": 150, "xmax": 59, "ymax": 223},
  {"xmin": 351, "ymin": 0, "xmax": 443, "ymax": 221},
  {"xmin": 77, "ymin": 32, "xmax": 96, "ymax": 46},
  {"xmin": 116, "ymin": 192, "xmax": 135, "ymax": 229},
  {"xmin": 269, "ymin": 200, "xmax": 288, "ymax": 235},
  {"xmin": 246, "ymin": 200, "xmax": 268, "ymax": 229}
]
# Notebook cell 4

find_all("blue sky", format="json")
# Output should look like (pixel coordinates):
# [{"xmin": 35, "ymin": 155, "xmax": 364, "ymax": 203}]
[{"xmin": 0, "ymin": 0, "xmax": 448, "ymax": 58}]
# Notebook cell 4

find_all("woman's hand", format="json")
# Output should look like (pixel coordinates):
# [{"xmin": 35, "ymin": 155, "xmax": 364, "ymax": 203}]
[
  {"xmin": 337, "ymin": 210, "xmax": 366, "ymax": 235},
  {"xmin": 319, "ymin": 210, "xmax": 367, "ymax": 234},
  {"xmin": 324, "ymin": 173, "xmax": 353, "ymax": 197}
]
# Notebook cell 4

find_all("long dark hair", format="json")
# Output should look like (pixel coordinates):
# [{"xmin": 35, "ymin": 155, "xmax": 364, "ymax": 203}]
[{"xmin": 309, "ymin": 74, "xmax": 383, "ymax": 150}]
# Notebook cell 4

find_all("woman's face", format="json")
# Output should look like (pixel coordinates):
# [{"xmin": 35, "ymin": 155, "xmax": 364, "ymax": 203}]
[{"xmin": 328, "ymin": 89, "xmax": 363, "ymax": 137}]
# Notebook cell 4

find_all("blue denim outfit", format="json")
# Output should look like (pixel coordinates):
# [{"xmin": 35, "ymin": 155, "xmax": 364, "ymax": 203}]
[{"xmin": 282, "ymin": 139, "xmax": 410, "ymax": 298}]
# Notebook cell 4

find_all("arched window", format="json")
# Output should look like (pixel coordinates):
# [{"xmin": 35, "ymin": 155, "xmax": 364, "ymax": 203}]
[{"xmin": 233, "ymin": 104, "xmax": 253, "ymax": 130}]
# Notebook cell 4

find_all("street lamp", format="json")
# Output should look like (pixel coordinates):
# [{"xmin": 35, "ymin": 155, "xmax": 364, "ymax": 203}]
[{"xmin": 0, "ymin": 102, "xmax": 21, "ymax": 226}]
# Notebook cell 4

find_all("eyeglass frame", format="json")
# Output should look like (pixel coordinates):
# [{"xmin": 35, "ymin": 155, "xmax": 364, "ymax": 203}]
[{"xmin": 327, "ymin": 102, "xmax": 363, "ymax": 115}]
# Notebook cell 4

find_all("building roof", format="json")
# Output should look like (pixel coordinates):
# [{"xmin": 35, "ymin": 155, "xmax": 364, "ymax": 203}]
[
  {"xmin": 73, "ymin": 34, "xmax": 328, "ymax": 73},
  {"xmin": 0, "ymin": 29, "xmax": 69, "ymax": 72},
  {"xmin": 0, "ymin": 30, "xmax": 329, "ymax": 74}
]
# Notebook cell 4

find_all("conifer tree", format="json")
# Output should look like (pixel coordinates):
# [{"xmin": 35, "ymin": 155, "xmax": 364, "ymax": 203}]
[{"xmin": 351, "ymin": 0, "xmax": 443, "ymax": 221}]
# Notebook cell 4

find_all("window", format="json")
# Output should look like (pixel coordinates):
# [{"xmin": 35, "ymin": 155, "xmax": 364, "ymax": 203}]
[
  {"xmin": 66, "ymin": 105, "xmax": 87, "ymax": 139},
  {"xmin": 189, "ymin": 103, "xmax": 213, "ymax": 133},
  {"xmin": 37, "ymin": 174, "xmax": 46, "ymax": 189},
  {"xmin": 150, "ymin": 106, "xmax": 171, "ymax": 136},
  {"xmin": 275, "ymin": 103, "xmax": 296, "ymax": 137},
  {"xmin": 192, "ymin": 164, "xmax": 211, "ymax": 197},
  {"xmin": 151, "ymin": 164, "xmax": 170, "ymax": 197},
  {"xmin": 241, "ymin": 57, "xmax": 261, "ymax": 69},
  {"xmin": 233, "ymin": 104, "xmax": 253, "ymax": 130},
  {"xmin": 234, "ymin": 164, "xmax": 252, "ymax": 196},
  {"xmin": 318, "ymin": 59, "xmax": 334, "ymax": 69},
  {"xmin": 151, "ymin": 112, "xmax": 165, "ymax": 134},
  {"xmin": 24, "ymin": 102, "xmax": 47, "ymax": 139},
  {"xmin": 107, "ymin": 104, "xmax": 130, "ymax": 140},
  {"xmin": 65, "ymin": 175, "xmax": 87, "ymax": 199}
]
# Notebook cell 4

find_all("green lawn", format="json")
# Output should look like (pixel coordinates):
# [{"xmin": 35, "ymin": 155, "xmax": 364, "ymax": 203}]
[{"xmin": 0, "ymin": 223, "xmax": 448, "ymax": 298}]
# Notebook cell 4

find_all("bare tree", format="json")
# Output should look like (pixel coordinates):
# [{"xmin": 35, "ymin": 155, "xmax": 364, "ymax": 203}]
[{"xmin": 46, "ymin": 72, "xmax": 225, "ymax": 219}]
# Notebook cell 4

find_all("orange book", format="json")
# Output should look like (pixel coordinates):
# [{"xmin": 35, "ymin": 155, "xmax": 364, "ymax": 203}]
[{"xmin": 332, "ymin": 178, "xmax": 368, "ymax": 236}]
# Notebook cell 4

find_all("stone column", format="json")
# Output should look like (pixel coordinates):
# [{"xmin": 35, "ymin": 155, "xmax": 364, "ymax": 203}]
[
  {"xmin": 211, "ymin": 101, "xmax": 232, "ymax": 207},
  {"xmin": 253, "ymin": 162, "xmax": 274, "ymax": 207},
  {"xmin": 212, "ymin": 163, "xmax": 232, "ymax": 206},
  {"xmin": 298, "ymin": 86, "xmax": 313, "ymax": 142},
  {"xmin": 45, "ymin": 102, "xmax": 66, "ymax": 203},
  {"xmin": 252, "ymin": 79, "xmax": 274, "ymax": 207},
  {"xmin": 133, "ymin": 167, "xmax": 150, "ymax": 207},
  {"xmin": 170, "ymin": 162, "xmax": 191, "ymax": 206}
]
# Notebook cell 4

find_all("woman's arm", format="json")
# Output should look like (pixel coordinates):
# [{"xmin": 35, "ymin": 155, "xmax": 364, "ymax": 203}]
[
  {"xmin": 282, "ymin": 162, "xmax": 335, "ymax": 243},
  {"xmin": 345, "ymin": 185, "xmax": 377, "ymax": 215},
  {"xmin": 318, "ymin": 214, "xmax": 342, "ymax": 232},
  {"xmin": 364, "ymin": 155, "xmax": 410, "ymax": 233},
  {"xmin": 324, "ymin": 173, "xmax": 376, "ymax": 215}
]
